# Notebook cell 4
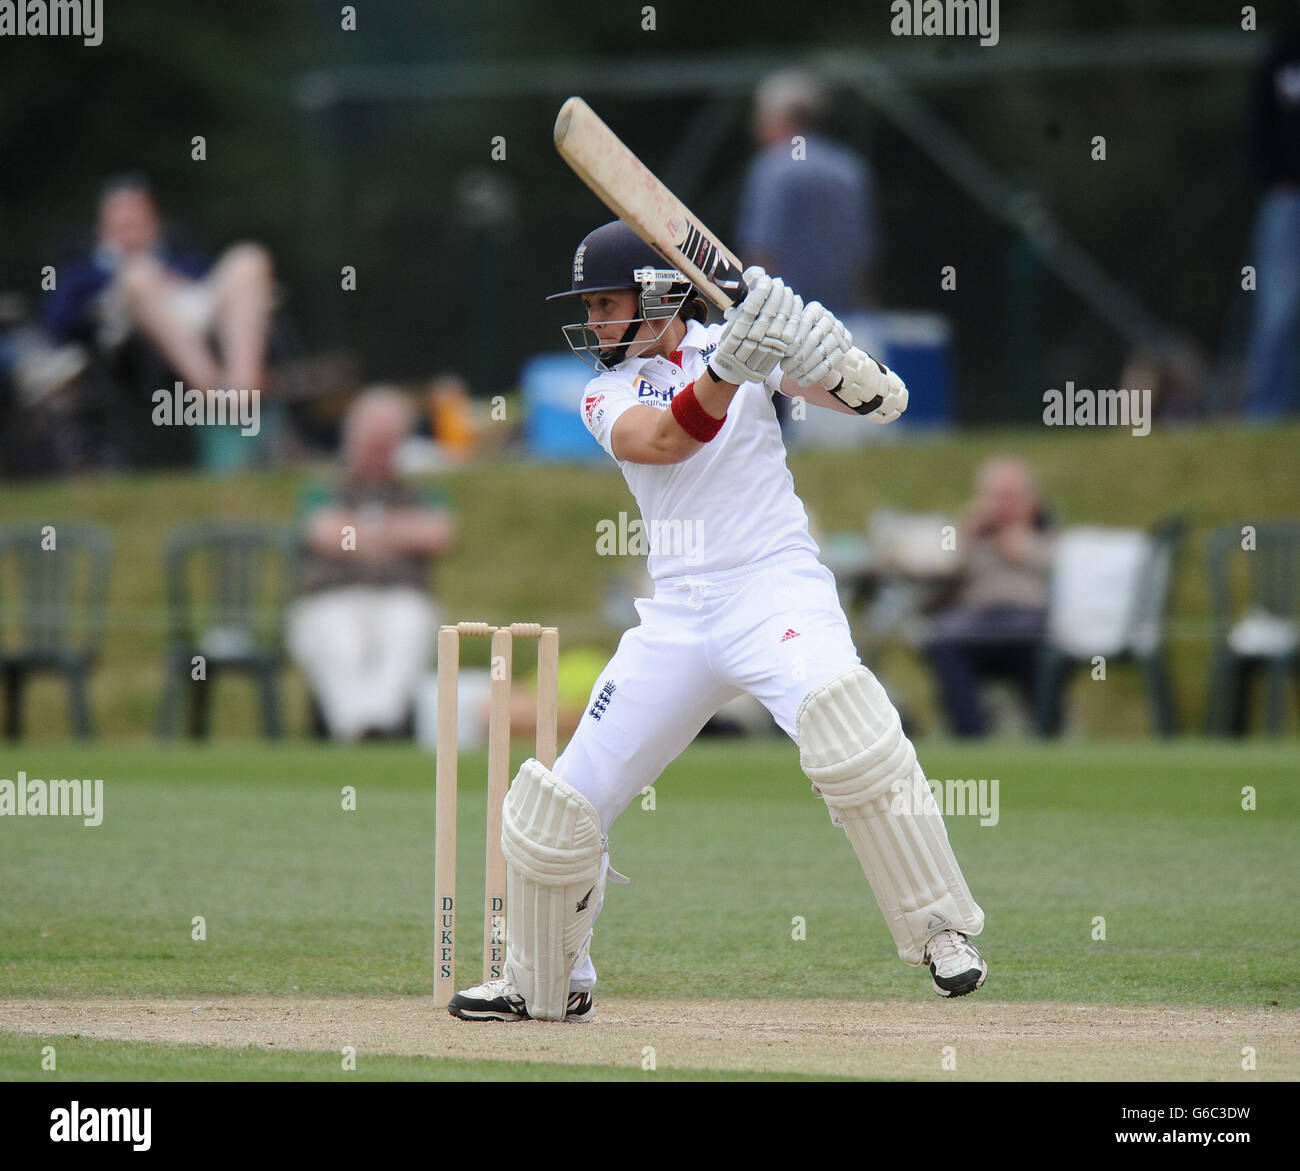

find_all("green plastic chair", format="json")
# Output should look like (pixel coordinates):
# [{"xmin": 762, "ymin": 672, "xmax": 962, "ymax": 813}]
[
  {"xmin": 1205, "ymin": 522, "xmax": 1300, "ymax": 735},
  {"xmin": 158, "ymin": 522, "xmax": 298, "ymax": 738},
  {"xmin": 0, "ymin": 522, "xmax": 113, "ymax": 739}
]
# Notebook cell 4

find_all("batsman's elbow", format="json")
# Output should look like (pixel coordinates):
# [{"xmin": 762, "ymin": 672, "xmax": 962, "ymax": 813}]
[
  {"xmin": 611, "ymin": 407, "xmax": 699, "ymax": 464},
  {"xmin": 624, "ymin": 434, "xmax": 697, "ymax": 465}
]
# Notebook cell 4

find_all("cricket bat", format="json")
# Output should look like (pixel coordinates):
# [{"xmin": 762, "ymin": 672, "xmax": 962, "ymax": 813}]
[
  {"xmin": 553, "ymin": 96, "xmax": 751, "ymax": 311},
  {"xmin": 553, "ymin": 96, "xmax": 881, "ymax": 401}
]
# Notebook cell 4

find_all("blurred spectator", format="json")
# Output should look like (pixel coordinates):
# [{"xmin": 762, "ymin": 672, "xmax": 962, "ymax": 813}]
[
  {"xmin": 736, "ymin": 71, "xmax": 879, "ymax": 430},
  {"xmin": 43, "ymin": 173, "xmax": 276, "ymax": 405},
  {"xmin": 287, "ymin": 388, "xmax": 457, "ymax": 741},
  {"xmin": 924, "ymin": 458, "xmax": 1054, "ymax": 737},
  {"xmin": 427, "ymin": 373, "xmax": 480, "ymax": 460},
  {"xmin": 1244, "ymin": 18, "xmax": 1300, "ymax": 418},
  {"xmin": 0, "ymin": 302, "xmax": 88, "ymax": 410},
  {"xmin": 736, "ymin": 71, "xmax": 879, "ymax": 316},
  {"xmin": 0, "ymin": 300, "xmax": 90, "ymax": 476}
]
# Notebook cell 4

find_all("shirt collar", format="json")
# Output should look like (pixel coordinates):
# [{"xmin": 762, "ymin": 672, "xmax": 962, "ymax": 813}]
[
  {"xmin": 629, "ymin": 319, "xmax": 710, "ymax": 373},
  {"xmin": 677, "ymin": 318, "xmax": 712, "ymax": 354}
]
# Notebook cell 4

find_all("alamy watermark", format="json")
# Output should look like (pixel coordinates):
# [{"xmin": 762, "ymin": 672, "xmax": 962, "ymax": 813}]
[
  {"xmin": 50, "ymin": 1102, "xmax": 150, "ymax": 1151},
  {"xmin": 890, "ymin": 775, "xmax": 999, "ymax": 826},
  {"xmin": 0, "ymin": 0, "xmax": 103, "ymax": 46},
  {"xmin": 152, "ymin": 381, "xmax": 261, "ymax": 436},
  {"xmin": 890, "ymin": 0, "xmax": 999, "ymax": 47},
  {"xmin": 0, "ymin": 771, "xmax": 103, "ymax": 826},
  {"xmin": 1043, "ymin": 381, "xmax": 1151, "ymax": 436},
  {"xmin": 596, "ymin": 511, "xmax": 704, "ymax": 565}
]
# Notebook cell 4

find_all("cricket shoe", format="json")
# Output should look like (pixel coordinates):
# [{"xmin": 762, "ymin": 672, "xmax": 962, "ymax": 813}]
[
  {"xmin": 924, "ymin": 929, "xmax": 987, "ymax": 998},
  {"xmin": 448, "ymin": 976, "xmax": 595, "ymax": 1022}
]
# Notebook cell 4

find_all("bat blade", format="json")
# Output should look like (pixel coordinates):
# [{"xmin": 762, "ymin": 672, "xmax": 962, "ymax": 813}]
[{"xmin": 553, "ymin": 96, "xmax": 746, "ymax": 310}]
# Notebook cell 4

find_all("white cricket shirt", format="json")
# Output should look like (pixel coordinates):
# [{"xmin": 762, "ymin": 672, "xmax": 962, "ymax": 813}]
[{"xmin": 579, "ymin": 319, "xmax": 820, "ymax": 580}]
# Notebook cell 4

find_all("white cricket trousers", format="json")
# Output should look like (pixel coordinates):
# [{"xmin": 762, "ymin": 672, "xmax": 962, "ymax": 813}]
[
  {"xmin": 286, "ymin": 586, "xmax": 436, "ymax": 741},
  {"xmin": 553, "ymin": 550, "xmax": 862, "ymax": 991}
]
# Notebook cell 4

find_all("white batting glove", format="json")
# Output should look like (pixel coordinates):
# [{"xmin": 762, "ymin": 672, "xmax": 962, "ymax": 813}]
[
  {"xmin": 828, "ymin": 348, "xmax": 909, "ymax": 424},
  {"xmin": 710, "ymin": 267, "xmax": 803, "ymax": 384},
  {"xmin": 782, "ymin": 301, "xmax": 853, "ymax": 388}
]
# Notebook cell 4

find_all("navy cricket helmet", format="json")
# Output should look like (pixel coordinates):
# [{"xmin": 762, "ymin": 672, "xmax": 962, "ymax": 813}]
[{"xmin": 549, "ymin": 221, "xmax": 696, "ymax": 370}]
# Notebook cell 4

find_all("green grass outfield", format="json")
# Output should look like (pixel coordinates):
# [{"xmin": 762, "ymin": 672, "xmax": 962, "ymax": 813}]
[{"xmin": 1, "ymin": 739, "xmax": 1296, "ymax": 1079}]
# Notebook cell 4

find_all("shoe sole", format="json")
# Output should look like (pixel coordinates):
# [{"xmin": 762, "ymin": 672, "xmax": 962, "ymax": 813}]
[
  {"xmin": 448, "ymin": 1002, "xmax": 595, "ymax": 1023},
  {"xmin": 931, "ymin": 963, "xmax": 988, "ymax": 998},
  {"xmin": 448, "ymin": 1005, "xmax": 528, "ymax": 1021}
]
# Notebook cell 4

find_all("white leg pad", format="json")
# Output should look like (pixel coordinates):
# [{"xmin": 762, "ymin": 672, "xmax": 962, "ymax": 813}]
[
  {"xmin": 501, "ymin": 758, "xmax": 608, "ymax": 1021},
  {"xmin": 798, "ymin": 667, "xmax": 984, "ymax": 965}
]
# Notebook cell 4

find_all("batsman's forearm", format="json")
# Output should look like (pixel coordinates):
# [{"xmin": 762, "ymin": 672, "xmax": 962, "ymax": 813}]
[
  {"xmin": 693, "ymin": 368, "xmax": 740, "ymax": 419},
  {"xmin": 779, "ymin": 377, "xmax": 862, "ymax": 416},
  {"xmin": 649, "ymin": 373, "xmax": 740, "ymax": 462}
]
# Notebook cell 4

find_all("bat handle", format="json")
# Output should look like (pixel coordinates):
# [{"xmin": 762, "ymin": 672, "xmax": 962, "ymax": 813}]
[{"xmin": 708, "ymin": 272, "xmax": 747, "ymax": 310}]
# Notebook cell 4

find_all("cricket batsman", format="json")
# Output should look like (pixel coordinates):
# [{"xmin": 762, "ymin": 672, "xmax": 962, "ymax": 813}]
[{"xmin": 449, "ymin": 221, "xmax": 986, "ymax": 1021}]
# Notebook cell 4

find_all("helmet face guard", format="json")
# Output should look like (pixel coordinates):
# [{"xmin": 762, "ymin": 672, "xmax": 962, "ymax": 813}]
[
  {"xmin": 559, "ymin": 267, "xmax": 692, "ymax": 371},
  {"xmin": 549, "ymin": 222, "xmax": 696, "ymax": 371}
]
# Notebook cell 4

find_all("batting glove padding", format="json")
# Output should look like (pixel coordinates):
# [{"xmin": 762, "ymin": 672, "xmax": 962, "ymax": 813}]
[
  {"xmin": 829, "ymin": 348, "xmax": 910, "ymax": 424},
  {"xmin": 710, "ymin": 266, "xmax": 804, "ymax": 385},
  {"xmin": 782, "ymin": 302, "xmax": 853, "ymax": 388}
]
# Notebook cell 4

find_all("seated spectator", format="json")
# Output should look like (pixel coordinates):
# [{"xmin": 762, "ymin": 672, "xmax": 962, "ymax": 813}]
[
  {"xmin": 42, "ymin": 174, "xmax": 275, "ymax": 422},
  {"xmin": 924, "ymin": 458, "xmax": 1054, "ymax": 737},
  {"xmin": 287, "ymin": 388, "xmax": 457, "ymax": 741},
  {"xmin": 0, "ymin": 303, "xmax": 88, "ymax": 409},
  {"xmin": 0, "ymin": 302, "xmax": 90, "ymax": 475}
]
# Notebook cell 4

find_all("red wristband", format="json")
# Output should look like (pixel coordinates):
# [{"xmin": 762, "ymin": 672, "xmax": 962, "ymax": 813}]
[{"xmin": 670, "ymin": 381, "xmax": 726, "ymax": 443}]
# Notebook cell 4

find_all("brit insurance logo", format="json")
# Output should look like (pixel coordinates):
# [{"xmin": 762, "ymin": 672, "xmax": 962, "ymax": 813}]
[{"xmin": 635, "ymin": 377, "xmax": 673, "ymax": 405}]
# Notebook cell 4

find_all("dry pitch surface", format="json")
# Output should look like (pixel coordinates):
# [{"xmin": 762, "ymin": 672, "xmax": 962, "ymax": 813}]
[{"xmin": 3, "ymin": 997, "xmax": 1296, "ymax": 1080}]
